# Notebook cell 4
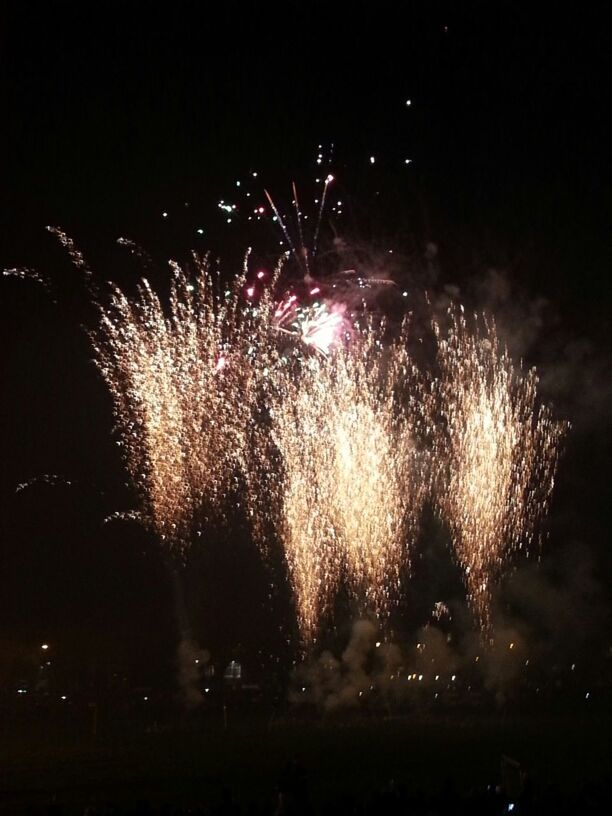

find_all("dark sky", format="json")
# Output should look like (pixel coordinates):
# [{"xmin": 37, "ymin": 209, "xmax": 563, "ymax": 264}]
[{"xmin": 1, "ymin": 2, "xmax": 611, "ymax": 680}]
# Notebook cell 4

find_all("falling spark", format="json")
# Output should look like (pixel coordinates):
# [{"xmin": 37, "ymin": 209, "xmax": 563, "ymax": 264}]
[
  {"xmin": 433, "ymin": 308, "xmax": 567, "ymax": 630},
  {"xmin": 3, "ymin": 267, "xmax": 52, "ymax": 295},
  {"xmin": 46, "ymin": 226, "xmax": 92, "ymax": 278},
  {"xmin": 104, "ymin": 509, "xmax": 144, "ymax": 525},
  {"xmin": 117, "ymin": 237, "xmax": 154, "ymax": 268},
  {"xmin": 15, "ymin": 474, "xmax": 72, "ymax": 493}
]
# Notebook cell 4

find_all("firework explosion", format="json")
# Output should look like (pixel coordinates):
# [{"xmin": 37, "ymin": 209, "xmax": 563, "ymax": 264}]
[
  {"xmin": 92, "ymin": 253, "xmax": 277, "ymax": 557},
  {"xmin": 433, "ymin": 308, "xmax": 567, "ymax": 630},
  {"xmin": 273, "ymin": 294, "xmax": 352, "ymax": 356}
]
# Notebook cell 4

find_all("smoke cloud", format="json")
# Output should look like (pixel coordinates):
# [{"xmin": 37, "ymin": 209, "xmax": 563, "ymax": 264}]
[{"xmin": 291, "ymin": 533, "xmax": 606, "ymax": 712}]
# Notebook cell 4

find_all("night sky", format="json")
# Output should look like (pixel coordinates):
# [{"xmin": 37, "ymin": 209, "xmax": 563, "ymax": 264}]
[{"xmin": 1, "ymin": 3, "xmax": 611, "ymax": 684}]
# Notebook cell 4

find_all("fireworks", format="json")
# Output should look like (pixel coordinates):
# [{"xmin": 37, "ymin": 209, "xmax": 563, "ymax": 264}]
[
  {"xmin": 295, "ymin": 303, "xmax": 348, "ymax": 355},
  {"xmin": 91, "ymin": 257, "xmax": 565, "ymax": 639},
  {"xmin": 258, "ymin": 323, "xmax": 429, "ymax": 644},
  {"xmin": 433, "ymin": 308, "xmax": 567, "ymax": 630},
  {"xmin": 263, "ymin": 364, "xmax": 339, "ymax": 642},
  {"xmin": 92, "ymin": 253, "xmax": 277, "ymax": 557},
  {"xmin": 8, "ymin": 208, "xmax": 566, "ymax": 646},
  {"xmin": 46, "ymin": 226, "xmax": 93, "ymax": 279},
  {"xmin": 15, "ymin": 474, "xmax": 72, "ymax": 493},
  {"xmin": 3, "ymin": 267, "xmax": 51, "ymax": 293},
  {"xmin": 274, "ymin": 296, "xmax": 352, "ymax": 356},
  {"xmin": 326, "ymin": 331, "xmax": 428, "ymax": 614}
]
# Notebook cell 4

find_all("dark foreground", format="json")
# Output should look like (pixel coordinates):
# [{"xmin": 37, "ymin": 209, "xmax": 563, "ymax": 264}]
[{"xmin": 1, "ymin": 709, "xmax": 610, "ymax": 815}]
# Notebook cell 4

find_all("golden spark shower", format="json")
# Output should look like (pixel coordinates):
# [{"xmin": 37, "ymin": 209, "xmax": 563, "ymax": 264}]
[
  {"xmin": 257, "ymin": 325, "xmax": 429, "ymax": 644},
  {"xmin": 433, "ymin": 308, "xmax": 567, "ymax": 630},
  {"xmin": 92, "ymin": 253, "xmax": 277, "ymax": 557}
]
